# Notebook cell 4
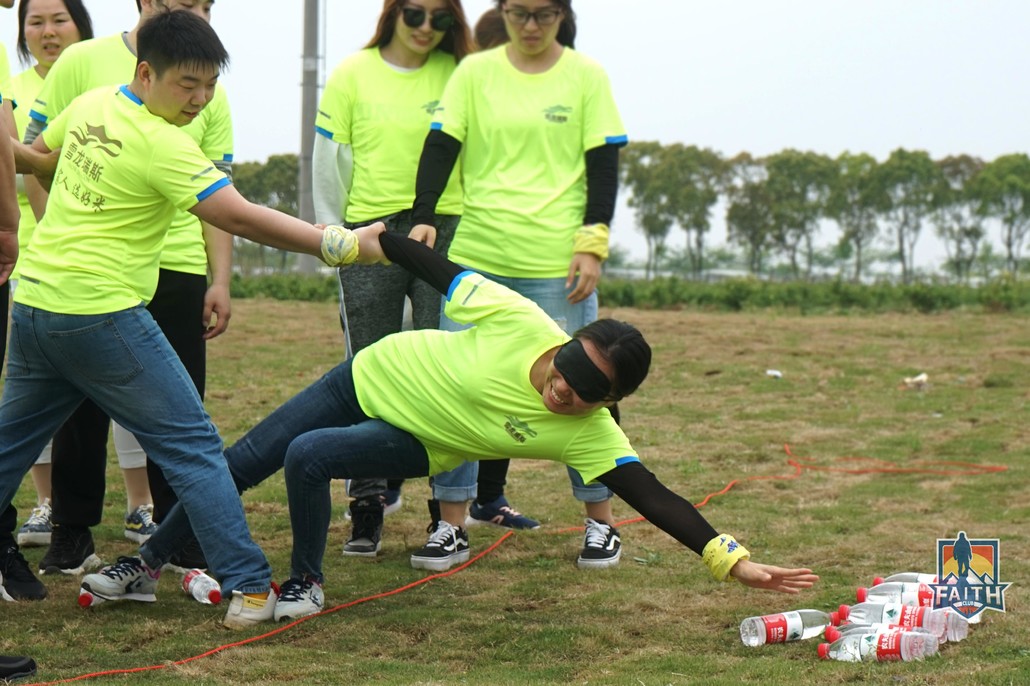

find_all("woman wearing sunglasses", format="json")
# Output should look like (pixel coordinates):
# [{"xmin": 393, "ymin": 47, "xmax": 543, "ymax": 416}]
[
  {"xmin": 407, "ymin": 0, "xmax": 630, "ymax": 571},
  {"xmin": 312, "ymin": 0, "xmax": 472, "ymax": 558}
]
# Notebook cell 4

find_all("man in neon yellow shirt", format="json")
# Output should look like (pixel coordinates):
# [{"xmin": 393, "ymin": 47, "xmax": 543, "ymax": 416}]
[
  {"xmin": 23, "ymin": 0, "xmax": 233, "ymax": 577},
  {"xmin": 0, "ymin": 10, "xmax": 377, "ymax": 627}
]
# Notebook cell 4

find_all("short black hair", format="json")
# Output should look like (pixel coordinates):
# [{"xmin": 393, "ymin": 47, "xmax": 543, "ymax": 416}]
[
  {"xmin": 574, "ymin": 319, "xmax": 651, "ymax": 400},
  {"xmin": 136, "ymin": 9, "xmax": 228, "ymax": 77},
  {"xmin": 17, "ymin": 0, "xmax": 95, "ymax": 66}
]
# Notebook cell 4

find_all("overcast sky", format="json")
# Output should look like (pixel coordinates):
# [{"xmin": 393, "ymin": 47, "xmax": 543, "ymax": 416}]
[{"xmin": 3, "ymin": 1, "xmax": 1028, "ymax": 267}]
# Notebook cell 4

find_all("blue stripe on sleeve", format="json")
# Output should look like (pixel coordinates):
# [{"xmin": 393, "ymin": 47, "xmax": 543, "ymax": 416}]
[
  {"xmin": 615, "ymin": 456, "xmax": 640, "ymax": 467},
  {"xmin": 196, "ymin": 176, "xmax": 231, "ymax": 202},
  {"xmin": 606, "ymin": 134, "xmax": 629, "ymax": 147},
  {"xmin": 315, "ymin": 126, "xmax": 334, "ymax": 139},
  {"xmin": 430, "ymin": 122, "xmax": 443, "ymax": 131},
  {"xmin": 222, "ymin": 154, "xmax": 234, "ymax": 162},
  {"xmin": 28, "ymin": 109, "xmax": 48, "ymax": 124},
  {"xmin": 446, "ymin": 270, "xmax": 477, "ymax": 301}
]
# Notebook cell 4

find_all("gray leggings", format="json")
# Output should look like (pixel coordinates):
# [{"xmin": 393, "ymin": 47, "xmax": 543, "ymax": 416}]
[{"xmin": 339, "ymin": 211, "xmax": 458, "ymax": 500}]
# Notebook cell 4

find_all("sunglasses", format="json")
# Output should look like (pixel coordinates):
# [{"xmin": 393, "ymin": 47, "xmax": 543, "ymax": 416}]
[{"xmin": 401, "ymin": 6, "xmax": 457, "ymax": 32}]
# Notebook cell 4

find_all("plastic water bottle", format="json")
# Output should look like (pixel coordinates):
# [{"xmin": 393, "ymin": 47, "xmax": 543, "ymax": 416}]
[
  {"xmin": 836, "ymin": 602, "xmax": 939, "ymax": 632},
  {"xmin": 824, "ymin": 623, "xmax": 940, "ymax": 645},
  {"xmin": 871, "ymin": 574, "xmax": 980, "ymax": 624},
  {"xmin": 739, "ymin": 609, "xmax": 835, "ymax": 646},
  {"xmin": 817, "ymin": 630, "xmax": 938, "ymax": 662},
  {"xmin": 856, "ymin": 581, "xmax": 933, "ymax": 606},
  {"xmin": 182, "ymin": 569, "xmax": 221, "ymax": 605}
]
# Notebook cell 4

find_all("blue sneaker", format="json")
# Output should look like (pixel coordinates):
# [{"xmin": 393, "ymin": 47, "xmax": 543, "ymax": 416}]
[{"xmin": 466, "ymin": 496, "xmax": 540, "ymax": 530}]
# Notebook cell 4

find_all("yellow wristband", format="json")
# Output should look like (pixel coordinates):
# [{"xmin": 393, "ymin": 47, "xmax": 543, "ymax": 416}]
[
  {"xmin": 320, "ymin": 225, "xmax": 360, "ymax": 267},
  {"xmin": 573, "ymin": 223, "xmax": 610, "ymax": 261},
  {"xmin": 701, "ymin": 534, "xmax": 750, "ymax": 582}
]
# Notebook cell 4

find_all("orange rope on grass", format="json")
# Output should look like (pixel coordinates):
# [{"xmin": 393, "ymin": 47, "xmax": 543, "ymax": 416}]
[{"xmin": 21, "ymin": 444, "xmax": 1007, "ymax": 685}]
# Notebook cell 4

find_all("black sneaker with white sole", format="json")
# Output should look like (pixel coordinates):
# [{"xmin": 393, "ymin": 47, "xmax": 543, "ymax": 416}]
[
  {"xmin": 38, "ymin": 525, "xmax": 101, "ymax": 575},
  {"xmin": 0, "ymin": 545, "xmax": 47, "ymax": 600},
  {"xmin": 343, "ymin": 498, "xmax": 383, "ymax": 557},
  {"xmin": 410, "ymin": 521, "xmax": 470, "ymax": 572},
  {"xmin": 577, "ymin": 518, "xmax": 621, "ymax": 569}
]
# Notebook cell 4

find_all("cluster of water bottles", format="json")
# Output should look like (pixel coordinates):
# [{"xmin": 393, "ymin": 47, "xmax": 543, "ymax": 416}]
[{"xmin": 739, "ymin": 572, "xmax": 977, "ymax": 662}]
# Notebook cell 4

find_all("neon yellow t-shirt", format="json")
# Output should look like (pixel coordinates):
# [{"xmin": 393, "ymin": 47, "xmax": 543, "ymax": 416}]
[
  {"xmin": 14, "ymin": 86, "xmax": 229, "ymax": 315},
  {"xmin": 353, "ymin": 272, "xmax": 637, "ymax": 484},
  {"xmin": 11, "ymin": 67, "xmax": 45, "ymax": 277},
  {"xmin": 316, "ymin": 48, "xmax": 462, "ymax": 222},
  {"xmin": 433, "ymin": 46, "xmax": 627, "ymax": 278},
  {"xmin": 0, "ymin": 45, "xmax": 13, "ymax": 100},
  {"xmin": 30, "ymin": 32, "xmax": 233, "ymax": 275}
]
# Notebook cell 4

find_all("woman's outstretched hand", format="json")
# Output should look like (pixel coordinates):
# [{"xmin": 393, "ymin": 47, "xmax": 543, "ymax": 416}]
[{"xmin": 730, "ymin": 559, "xmax": 819, "ymax": 594}]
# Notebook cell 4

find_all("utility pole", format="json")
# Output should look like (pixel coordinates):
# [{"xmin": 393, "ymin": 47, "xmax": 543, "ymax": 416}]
[{"xmin": 297, "ymin": 0, "xmax": 320, "ymax": 272}]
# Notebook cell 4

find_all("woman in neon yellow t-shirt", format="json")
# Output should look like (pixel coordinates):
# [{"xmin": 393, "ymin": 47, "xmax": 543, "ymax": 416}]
[
  {"xmin": 9, "ymin": 0, "xmax": 93, "ymax": 551},
  {"xmin": 409, "ymin": 0, "xmax": 628, "ymax": 570},
  {"xmin": 311, "ymin": 0, "xmax": 472, "ymax": 557}
]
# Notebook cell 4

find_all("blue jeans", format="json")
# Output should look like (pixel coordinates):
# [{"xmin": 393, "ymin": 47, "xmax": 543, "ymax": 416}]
[
  {"xmin": 145, "ymin": 359, "xmax": 430, "ymax": 584},
  {"xmin": 433, "ymin": 271, "xmax": 610, "ymax": 503},
  {"xmin": 0, "ymin": 304, "xmax": 270, "ymax": 594}
]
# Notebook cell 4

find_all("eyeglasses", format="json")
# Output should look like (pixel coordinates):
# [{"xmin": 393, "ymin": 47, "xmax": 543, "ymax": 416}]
[
  {"xmin": 400, "ymin": 6, "xmax": 457, "ymax": 32},
  {"xmin": 503, "ymin": 7, "xmax": 563, "ymax": 27}
]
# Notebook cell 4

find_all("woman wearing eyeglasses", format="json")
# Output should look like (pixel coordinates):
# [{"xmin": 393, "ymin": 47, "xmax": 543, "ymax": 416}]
[
  {"xmin": 312, "ymin": 0, "xmax": 472, "ymax": 559},
  {"xmin": 407, "ymin": 0, "xmax": 629, "ymax": 571}
]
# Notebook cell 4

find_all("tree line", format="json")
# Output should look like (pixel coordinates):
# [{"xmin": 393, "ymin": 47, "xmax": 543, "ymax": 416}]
[{"xmin": 620, "ymin": 143, "xmax": 1030, "ymax": 283}]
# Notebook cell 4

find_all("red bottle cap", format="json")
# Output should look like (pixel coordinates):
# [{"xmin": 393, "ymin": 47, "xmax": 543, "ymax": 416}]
[
  {"xmin": 872, "ymin": 576, "xmax": 885, "ymax": 586},
  {"xmin": 856, "ymin": 587, "xmax": 868, "ymax": 602},
  {"xmin": 824, "ymin": 626, "xmax": 842, "ymax": 643},
  {"xmin": 817, "ymin": 643, "xmax": 831, "ymax": 659},
  {"xmin": 837, "ymin": 604, "xmax": 850, "ymax": 621},
  {"xmin": 208, "ymin": 588, "xmax": 222, "ymax": 604}
]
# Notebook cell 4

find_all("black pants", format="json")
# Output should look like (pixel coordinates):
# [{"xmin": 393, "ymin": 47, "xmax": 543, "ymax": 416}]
[{"xmin": 49, "ymin": 269, "xmax": 207, "ymax": 528}]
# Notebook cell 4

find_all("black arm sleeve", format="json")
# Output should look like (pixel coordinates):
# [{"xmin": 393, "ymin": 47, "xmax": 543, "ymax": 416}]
[
  {"xmin": 596, "ymin": 461, "xmax": 718, "ymax": 556},
  {"xmin": 411, "ymin": 129, "xmax": 463, "ymax": 226},
  {"xmin": 583, "ymin": 144, "xmax": 620, "ymax": 226},
  {"xmin": 380, "ymin": 232, "xmax": 464, "ymax": 296}
]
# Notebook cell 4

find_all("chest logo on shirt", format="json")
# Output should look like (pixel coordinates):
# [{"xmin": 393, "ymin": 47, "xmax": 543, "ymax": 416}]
[
  {"xmin": 504, "ymin": 415, "xmax": 538, "ymax": 443},
  {"xmin": 68, "ymin": 124, "xmax": 124, "ymax": 158},
  {"xmin": 422, "ymin": 100, "xmax": 442, "ymax": 115},
  {"xmin": 543, "ymin": 105, "xmax": 573, "ymax": 124},
  {"xmin": 55, "ymin": 123, "xmax": 121, "ymax": 212}
]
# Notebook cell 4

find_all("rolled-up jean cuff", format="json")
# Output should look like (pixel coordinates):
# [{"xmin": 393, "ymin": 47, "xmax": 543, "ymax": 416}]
[
  {"xmin": 568, "ymin": 466, "xmax": 612, "ymax": 502},
  {"xmin": 431, "ymin": 460, "xmax": 478, "ymax": 502}
]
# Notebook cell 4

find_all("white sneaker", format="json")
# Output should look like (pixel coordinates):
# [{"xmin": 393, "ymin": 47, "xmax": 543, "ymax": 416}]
[
  {"xmin": 79, "ymin": 557, "xmax": 159, "ymax": 607},
  {"xmin": 223, "ymin": 589, "xmax": 277, "ymax": 629},
  {"xmin": 576, "ymin": 518, "xmax": 621, "ymax": 569},
  {"xmin": 410, "ymin": 521, "xmax": 470, "ymax": 572},
  {"xmin": 273, "ymin": 577, "xmax": 324, "ymax": 622},
  {"xmin": 124, "ymin": 504, "xmax": 157, "ymax": 544},
  {"xmin": 17, "ymin": 499, "xmax": 53, "ymax": 547}
]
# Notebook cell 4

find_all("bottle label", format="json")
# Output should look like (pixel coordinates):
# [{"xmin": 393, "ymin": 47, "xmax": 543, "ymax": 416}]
[
  {"xmin": 763, "ymin": 611, "xmax": 803, "ymax": 643},
  {"xmin": 874, "ymin": 632, "xmax": 904, "ymax": 661},
  {"xmin": 182, "ymin": 569, "xmax": 202, "ymax": 593},
  {"xmin": 896, "ymin": 605, "xmax": 926, "ymax": 628}
]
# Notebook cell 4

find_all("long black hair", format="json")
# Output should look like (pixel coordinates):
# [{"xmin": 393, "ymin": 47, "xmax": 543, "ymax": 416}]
[{"xmin": 17, "ymin": 0, "xmax": 94, "ymax": 65}]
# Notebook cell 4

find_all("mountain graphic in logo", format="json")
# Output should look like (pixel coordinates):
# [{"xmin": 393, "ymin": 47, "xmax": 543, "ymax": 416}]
[{"xmin": 68, "ymin": 123, "xmax": 123, "ymax": 158}]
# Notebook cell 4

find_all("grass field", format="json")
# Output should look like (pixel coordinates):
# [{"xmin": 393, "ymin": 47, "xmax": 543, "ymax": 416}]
[{"xmin": 3, "ymin": 300, "xmax": 1027, "ymax": 685}]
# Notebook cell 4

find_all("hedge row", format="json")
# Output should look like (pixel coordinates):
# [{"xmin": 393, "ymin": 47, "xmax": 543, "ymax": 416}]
[{"xmin": 230, "ymin": 273, "xmax": 1029, "ymax": 314}]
